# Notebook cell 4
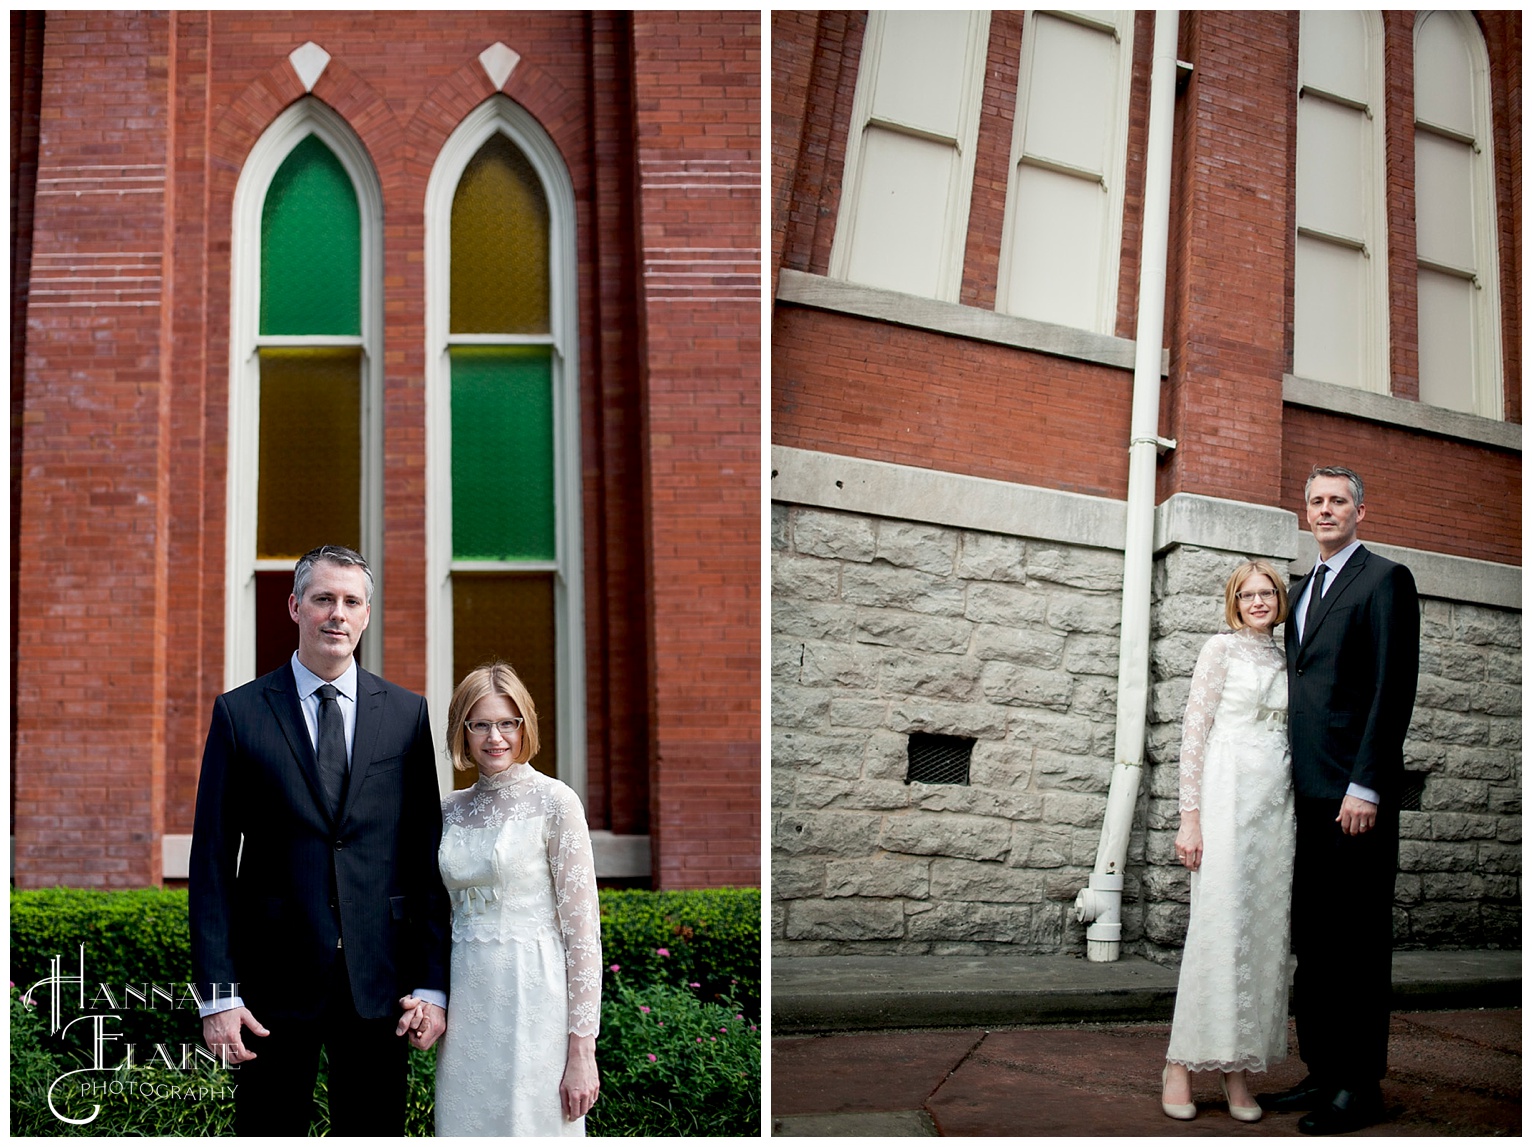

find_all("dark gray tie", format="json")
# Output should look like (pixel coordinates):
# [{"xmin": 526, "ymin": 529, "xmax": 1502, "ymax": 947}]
[
  {"xmin": 315, "ymin": 684, "xmax": 347, "ymax": 816},
  {"xmin": 1303, "ymin": 563, "xmax": 1329, "ymax": 642}
]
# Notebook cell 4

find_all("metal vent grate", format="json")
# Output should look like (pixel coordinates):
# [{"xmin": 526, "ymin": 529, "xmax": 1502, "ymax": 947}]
[
  {"xmin": 906, "ymin": 732, "xmax": 974, "ymax": 785},
  {"xmin": 1399, "ymin": 771, "xmax": 1427, "ymax": 812}
]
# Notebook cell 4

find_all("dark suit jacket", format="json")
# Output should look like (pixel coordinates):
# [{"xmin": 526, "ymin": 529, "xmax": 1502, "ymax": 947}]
[
  {"xmin": 189, "ymin": 662, "xmax": 450, "ymax": 1021},
  {"xmin": 1285, "ymin": 545, "xmax": 1420, "ymax": 803}
]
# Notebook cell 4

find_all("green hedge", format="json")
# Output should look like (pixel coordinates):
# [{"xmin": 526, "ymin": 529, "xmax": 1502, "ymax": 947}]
[{"xmin": 11, "ymin": 885, "xmax": 760, "ymax": 1136}]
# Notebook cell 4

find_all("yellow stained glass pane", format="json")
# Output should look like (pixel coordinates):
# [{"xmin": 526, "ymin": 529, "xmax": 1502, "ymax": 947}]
[
  {"xmin": 450, "ymin": 133, "xmax": 550, "ymax": 334},
  {"xmin": 257, "ymin": 347, "xmax": 362, "ymax": 559},
  {"xmin": 452, "ymin": 572, "xmax": 557, "ymax": 781}
]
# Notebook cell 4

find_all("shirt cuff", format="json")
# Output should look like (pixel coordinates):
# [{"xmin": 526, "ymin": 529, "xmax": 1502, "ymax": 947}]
[
  {"xmin": 1346, "ymin": 783, "xmax": 1380, "ymax": 805},
  {"xmin": 198, "ymin": 995, "xmax": 245, "ymax": 1019},
  {"xmin": 412, "ymin": 988, "xmax": 448, "ymax": 1011}
]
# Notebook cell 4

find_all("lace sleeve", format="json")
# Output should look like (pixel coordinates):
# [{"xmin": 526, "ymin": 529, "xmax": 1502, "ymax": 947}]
[
  {"xmin": 1180, "ymin": 634, "xmax": 1230, "ymax": 814},
  {"xmin": 546, "ymin": 783, "xmax": 603, "ymax": 1037}
]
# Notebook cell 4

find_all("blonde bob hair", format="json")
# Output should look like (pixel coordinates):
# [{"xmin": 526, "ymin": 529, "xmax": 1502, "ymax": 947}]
[
  {"xmin": 1222, "ymin": 559, "xmax": 1290, "ymax": 630},
  {"xmin": 445, "ymin": 661, "xmax": 541, "ymax": 772}
]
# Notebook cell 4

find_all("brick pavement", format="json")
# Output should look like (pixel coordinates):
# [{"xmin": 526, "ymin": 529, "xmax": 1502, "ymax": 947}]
[{"xmin": 772, "ymin": 1010, "xmax": 1520, "ymax": 1136}]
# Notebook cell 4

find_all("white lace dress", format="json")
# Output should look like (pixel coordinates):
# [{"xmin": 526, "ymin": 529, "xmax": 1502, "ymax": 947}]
[
  {"xmin": 434, "ymin": 763, "xmax": 602, "ymax": 1136},
  {"xmin": 1166, "ymin": 628, "xmax": 1295, "ymax": 1073}
]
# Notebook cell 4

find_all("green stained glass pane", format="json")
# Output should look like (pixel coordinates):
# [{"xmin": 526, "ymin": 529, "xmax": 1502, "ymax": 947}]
[
  {"xmin": 451, "ymin": 346, "xmax": 555, "ymax": 560},
  {"xmin": 452, "ymin": 572, "xmax": 557, "ymax": 781},
  {"xmin": 261, "ymin": 134, "xmax": 360, "ymax": 335},
  {"xmin": 450, "ymin": 133, "xmax": 550, "ymax": 334},
  {"xmin": 257, "ymin": 347, "xmax": 362, "ymax": 558}
]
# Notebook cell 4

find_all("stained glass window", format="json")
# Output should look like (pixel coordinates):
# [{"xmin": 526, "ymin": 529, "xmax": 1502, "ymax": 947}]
[
  {"xmin": 448, "ymin": 131, "xmax": 560, "ymax": 780},
  {"xmin": 253, "ymin": 132, "xmax": 365, "ymax": 678},
  {"xmin": 262, "ymin": 134, "xmax": 361, "ymax": 336}
]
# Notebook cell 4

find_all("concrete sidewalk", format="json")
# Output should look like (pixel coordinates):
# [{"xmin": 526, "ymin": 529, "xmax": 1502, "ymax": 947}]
[
  {"xmin": 772, "ymin": 949, "xmax": 1520, "ymax": 1033},
  {"xmin": 771, "ymin": 950, "xmax": 1521, "ymax": 1137}
]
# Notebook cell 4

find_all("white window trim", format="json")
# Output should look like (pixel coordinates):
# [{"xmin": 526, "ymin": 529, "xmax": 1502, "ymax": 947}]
[
  {"xmin": 996, "ymin": 9, "xmax": 1135, "ymax": 335},
  {"xmin": 226, "ymin": 97, "xmax": 385, "ymax": 692},
  {"xmin": 423, "ymin": 95, "xmax": 586, "ymax": 800},
  {"xmin": 1294, "ymin": 11, "xmax": 1391, "ymax": 397},
  {"xmin": 829, "ymin": 10, "xmax": 989, "ymax": 303},
  {"xmin": 1413, "ymin": 10, "xmax": 1504, "ymax": 420}
]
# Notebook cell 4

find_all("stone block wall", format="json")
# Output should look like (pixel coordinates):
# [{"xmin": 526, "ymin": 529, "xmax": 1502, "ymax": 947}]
[
  {"xmin": 772, "ymin": 502, "xmax": 1130, "ymax": 954},
  {"xmin": 773, "ymin": 503, "xmax": 1522, "ymax": 960}
]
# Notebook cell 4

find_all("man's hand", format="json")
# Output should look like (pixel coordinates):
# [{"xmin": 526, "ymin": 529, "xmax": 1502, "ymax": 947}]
[
  {"xmin": 397, "ymin": 996, "xmax": 447, "ymax": 1050},
  {"xmin": 1337, "ymin": 794, "xmax": 1378, "ymax": 836},
  {"xmin": 560, "ymin": 1033, "xmax": 599, "ymax": 1121},
  {"xmin": 202, "ymin": 1006, "xmax": 268, "ymax": 1064}
]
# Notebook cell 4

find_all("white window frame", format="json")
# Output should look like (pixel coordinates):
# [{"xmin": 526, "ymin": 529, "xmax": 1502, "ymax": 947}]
[
  {"xmin": 829, "ymin": 10, "xmax": 989, "ymax": 303},
  {"xmin": 423, "ymin": 95, "xmax": 586, "ymax": 799},
  {"xmin": 226, "ymin": 97, "xmax": 385, "ymax": 691},
  {"xmin": 1413, "ymin": 9, "xmax": 1504, "ymax": 420},
  {"xmin": 1292, "ymin": 10, "xmax": 1391, "ymax": 396},
  {"xmin": 995, "ymin": 9, "xmax": 1135, "ymax": 335}
]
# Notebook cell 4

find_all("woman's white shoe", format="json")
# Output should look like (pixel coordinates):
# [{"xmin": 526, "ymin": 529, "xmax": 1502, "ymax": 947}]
[
  {"xmin": 1161, "ymin": 1065, "xmax": 1196, "ymax": 1120},
  {"xmin": 1221, "ymin": 1074, "xmax": 1263, "ymax": 1122}
]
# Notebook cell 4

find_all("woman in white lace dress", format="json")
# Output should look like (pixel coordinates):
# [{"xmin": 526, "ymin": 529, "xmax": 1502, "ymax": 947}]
[
  {"xmin": 1161, "ymin": 561, "xmax": 1295, "ymax": 1124},
  {"xmin": 404, "ymin": 662, "xmax": 602, "ymax": 1136}
]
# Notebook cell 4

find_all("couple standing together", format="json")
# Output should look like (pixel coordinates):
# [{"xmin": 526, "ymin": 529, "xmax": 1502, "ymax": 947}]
[
  {"xmin": 1161, "ymin": 466, "xmax": 1420, "ymax": 1135},
  {"xmin": 189, "ymin": 545, "xmax": 600, "ymax": 1136}
]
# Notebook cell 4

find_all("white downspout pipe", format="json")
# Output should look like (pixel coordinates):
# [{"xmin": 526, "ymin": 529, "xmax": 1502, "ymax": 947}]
[{"xmin": 1074, "ymin": 9, "xmax": 1180, "ymax": 962}]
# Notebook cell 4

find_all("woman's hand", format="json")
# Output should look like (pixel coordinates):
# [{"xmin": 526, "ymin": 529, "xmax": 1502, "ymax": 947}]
[
  {"xmin": 1174, "ymin": 816, "xmax": 1203, "ymax": 871},
  {"xmin": 561, "ymin": 1033, "xmax": 599, "ymax": 1122}
]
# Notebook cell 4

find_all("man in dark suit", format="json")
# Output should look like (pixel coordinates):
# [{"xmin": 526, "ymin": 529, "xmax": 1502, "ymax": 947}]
[
  {"xmin": 1261, "ymin": 467, "xmax": 1419, "ymax": 1135},
  {"xmin": 190, "ymin": 544, "xmax": 450, "ymax": 1135}
]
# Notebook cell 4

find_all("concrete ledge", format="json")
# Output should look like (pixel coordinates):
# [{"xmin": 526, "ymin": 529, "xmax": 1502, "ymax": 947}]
[
  {"xmin": 1284, "ymin": 373, "xmax": 1520, "ymax": 453},
  {"xmin": 1292, "ymin": 536, "xmax": 1520, "ymax": 611},
  {"xmin": 777, "ymin": 268, "xmax": 1168, "ymax": 376},
  {"xmin": 1155, "ymin": 492, "xmax": 1300, "ymax": 561},
  {"xmin": 771, "ymin": 446, "xmax": 1126, "ymax": 552},
  {"xmin": 770, "ymin": 949, "xmax": 1521, "ymax": 1034}
]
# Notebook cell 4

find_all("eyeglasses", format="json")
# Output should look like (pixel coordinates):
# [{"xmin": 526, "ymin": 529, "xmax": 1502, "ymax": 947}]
[
  {"xmin": 465, "ymin": 718, "xmax": 525, "ymax": 737},
  {"xmin": 1236, "ymin": 589, "xmax": 1278, "ymax": 603}
]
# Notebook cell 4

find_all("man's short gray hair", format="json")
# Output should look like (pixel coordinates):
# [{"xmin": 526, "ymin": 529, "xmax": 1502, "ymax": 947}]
[
  {"xmin": 293, "ymin": 544, "xmax": 373, "ymax": 604},
  {"xmin": 1304, "ymin": 466, "xmax": 1364, "ymax": 507}
]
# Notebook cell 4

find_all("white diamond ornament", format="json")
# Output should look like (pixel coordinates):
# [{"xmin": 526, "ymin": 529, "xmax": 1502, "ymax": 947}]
[
  {"xmin": 479, "ymin": 42, "xmax": 521, "ymax": 91},
  {"xmin": 290, "ymin": 42, "xmax": 331, "ymax": 93}
]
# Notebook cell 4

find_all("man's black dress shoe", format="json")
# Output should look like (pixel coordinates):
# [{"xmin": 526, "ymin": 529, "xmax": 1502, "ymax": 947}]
[
  {"xmin": 1298, "ymin": 1088, "xmax": 1385, "ymax": 1136},
  {"xmin": 1256, "ymin": 1078, "xmax": 1333, "ymax": 1114}
]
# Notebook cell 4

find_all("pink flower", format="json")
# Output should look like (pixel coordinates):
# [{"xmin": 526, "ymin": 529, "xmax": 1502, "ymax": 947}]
[
  {"xmin": 720, "ymin": 1027, "xmax": 728, "ymax": 1033},
  {"xmin": 658, "ymin": 1022, "xmax": 664, "ymax": 1027},
  {"xmin": 609, "ymin": 964, "xmax": 620, "ymax": 973},
  {"xmin": 735, "ymin": 1013, "xmax": 744, "ymax": 1020},
  {"xmin": 696, "ymin": 1037, "xmax": 703, "ymax": 1043},
  {"xmin": 647, "ymin": 1053, "xmax": 657, "ymax": 1062},
  {"xmin": 689, "ymin": 981, "xmax": 700, "ymax": 988},
  {"xmin": 749, "ymin": 1024, "xmax": 757, "ymax": 1032},
  {"xmin": 639, "ymin": 1006, "xmax": 650, "ymax": 1013},
  {"xmin": 711, "ymin": 1036, "xmax": 717, "ymax": 1042},
  {"xmin": 656, "ymin": 947, "xmax": 670, "ymax": 957}
]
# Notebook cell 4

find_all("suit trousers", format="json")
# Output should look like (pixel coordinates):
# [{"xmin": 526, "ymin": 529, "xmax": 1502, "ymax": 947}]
[
  {"xmin": 1291, "ymin": 795, "xmax": 1399, "ymax": 1088},
  {"xmin": 233, "ymin": 952, "xmax": 407, "ymax": 1136}
]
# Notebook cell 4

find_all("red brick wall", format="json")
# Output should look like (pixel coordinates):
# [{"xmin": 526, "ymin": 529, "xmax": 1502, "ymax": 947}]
[
  {"xmin": 630, "ymin": 11, "xmax": 761, "ymax": 889},
  {"xmin": 14, "ymin": 11, "xmax": 173, "ymax": 886},
  {"xmin": 1282, "ymin": 410, "xmax": 1519, "ymax": 565},
  {"xmin": 14, "ymin": 11, "xmax": 759, "ymax": 889},
  {"xmin": 1161, "ymin": 9, "xmax": 1293, "ymax": 510},
  {"xmin": 773, "ymin": 11, "xmax": 864, "ymax": 286},
  {"xmin": 774, "ymin": 307, "xmax": 1132, "ymax": 500},
  {"xmin": 957, "ymin": 11, "xmax": 1021, "ymax": 311}
]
